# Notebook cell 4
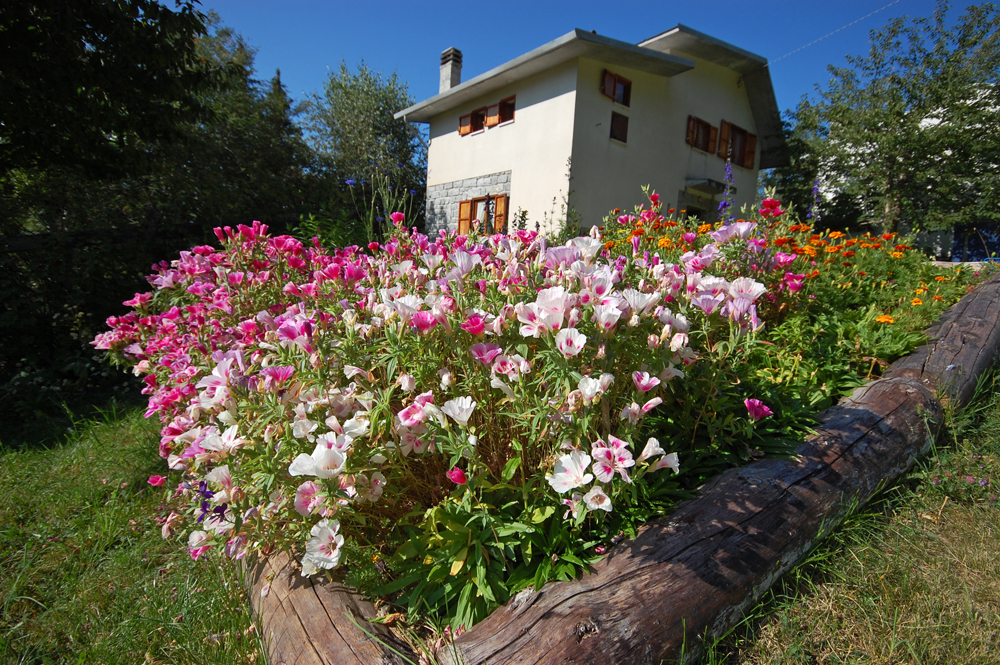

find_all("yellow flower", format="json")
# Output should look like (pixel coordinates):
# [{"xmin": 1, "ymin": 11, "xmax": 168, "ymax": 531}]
[
  {"xmin": 828, "ymin": 231, "xmax": 846, "ymax": 239},
  {"xmin": 911, "ymin": 298, "xmax": 923, "ymax": 306},
  {"xmin": 915, "ymin": 288, "xmax": 925, "ymax": 294},
  {"xmin": 890, "ymin": 251, "xmax": 904, "ymax": 258},
  {"xmin": 876, "ymin": 314, "xmax": 895, "ymax": 324},
  {"xmin": 697, "ymin": 224, "xmax": 712, "ymax": 234},
  {"xmin": 935, "ymin": 276, "xmax": 947, "ymax": 282}
]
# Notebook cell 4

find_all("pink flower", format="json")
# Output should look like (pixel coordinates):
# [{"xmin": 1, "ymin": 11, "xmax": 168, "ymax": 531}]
[
  {"xmin": 632, "ymin": 371, "xmax": 661, "ymax": 392},
  {"xmin": 446, "ymin": 467, "xmax": 467, "ymax": 485},
  {"xmin": 745, "ymin": 398, "xmax": 773, "ymax": 421},
  {"xmin": 649, "ymin": 192, "xmax": 660, "ymax": 205},
  {"xmin": 148, "ymin": 475, "xmax": 167, "ymax": 487},
  {"xmin": 682, "ymin": 232, "xmax": 697, "ymax": 244},
  {"xmin": 410, "ymin": 311, "xmax": 438, "ymax": 334},
  {"xmin": 190, "ymin": 546, "xmax": 211, "ymax": 560},
  {"xmin": 591, "ymin": 436, "xmax": 635, "ymax": 483},
  {"xmin": 461, "ymin": 315, "xmax": 486, "ymax": 336},
  {"xmin": 470, "ymin": 342, "xmax": 502, "ymax": 366},
  {"xmin": 390, "ymin": 212, "xmax": 406, "ymax": 225}
]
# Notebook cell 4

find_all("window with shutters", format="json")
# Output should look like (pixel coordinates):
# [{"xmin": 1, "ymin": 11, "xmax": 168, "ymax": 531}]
[
  {"xmin": 460, "ymin": 96, "xmax": 515, "ymax": 135},
  {"xmin": 457, "ymin": 194, "xmax": 509, "ymax": 235},
  {"xmin": 685, "ymin": 116, "xmax": 717, "ymax": 154},
  {"xmin": 610, "ymin": 111, "xmax": 629, "ymax": 143},
  {"xmin": 716, "ymin": 120, "xmax": 757, "ymax": 169},
  {"xmin": 601, "ymin": 70, "xmax": 631, "ymax": 106}
]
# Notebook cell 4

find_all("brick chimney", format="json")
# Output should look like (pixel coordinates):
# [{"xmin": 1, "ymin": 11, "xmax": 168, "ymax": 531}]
[{"xmin": 440, "ymin": 47, "xmax": 462, "ymax": 93}]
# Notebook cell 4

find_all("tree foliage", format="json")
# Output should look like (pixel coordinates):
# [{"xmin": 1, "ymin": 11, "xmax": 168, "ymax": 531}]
[
  {"xmin": 0, "ymin": 0, "xmax": 216, "ymax": 176},
  {"xmin": 767, "ymin": 1, "xmax": 1000, "ymax": 233},
  {"xmin": 302, "ymin": 62, "xmax": 426, "ymax": 199}
]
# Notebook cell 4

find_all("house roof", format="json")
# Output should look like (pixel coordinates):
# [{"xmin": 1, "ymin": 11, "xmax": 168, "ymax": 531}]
[
  {"xmin": 639, "ymin": 25, "xmax": 788, "ymax": 168},
  {"xmin": 394, "ymin": 29, "xmax": 694, "ymax": 123}
]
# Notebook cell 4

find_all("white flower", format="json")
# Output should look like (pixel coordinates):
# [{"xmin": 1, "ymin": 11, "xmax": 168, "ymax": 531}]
[
  {"xmin": 622, "ymin": 288, "xmax": 661, "ymax": 315},
  {"xmin": 302, "ymin": 518, "xmax": 345, "ymax": 574},
  {"xmin": 591, "ymin": 303, "xmax": 622, "ymax": 332},
  {"xmin": 288, "ymin": 442, "xmax": 347, "ymax": 479},
  {"xmin": 491, "ymin": 375, "xmax": 516, "ymax": 399},
  {"xmin": 188, "ymin": 530, "xmax": 210, "ymax": 549},
  {"xmin": 637, "ymin": 437, "xmax": 665, "ymax": 463},
  {"xmin": 653, "ymin": 452, "xmax": 681, "ymax": 474},
  {"xmin": 729, "ymin": 277, "xmax": 767, "ymax": 302},
  {"xmin": 442, "ymin": 396, "xmax": 477, "ymax": 426},
  {"xmin": 546, "ymin": 451, "xmax": 594, "ymax": 493},
  {"xmin": 583, "ymin": 486, "xmax": 613, "ymax": 512},
  {"xmin": 578, "ymin": 376, "xmax": 603, "ymax": 402},
  {"xmin": 555, "ymin": 328, "xmax": 586, "ymax": 357},
  {"xmin": 396, "ymin": 373, "xmax": 416, "ymax": 392}
]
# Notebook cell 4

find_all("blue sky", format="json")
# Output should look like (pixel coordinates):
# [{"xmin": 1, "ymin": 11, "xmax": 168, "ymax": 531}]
[{"xmin": 204, "ymin": 0, "xmax": 980, "ymax": 116}]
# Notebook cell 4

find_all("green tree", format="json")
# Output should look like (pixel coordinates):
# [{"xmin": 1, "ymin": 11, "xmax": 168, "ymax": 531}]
[
  {"xmin": 0, "ymin": 0, "xmax": 216, "ymax": 176},
  {"xmin": 767, "ymin": 1, "xmax": 1000, "ymax": 234},
  {"xmin": 302, "ymin": 62, "xmax": 426, "ymax": 232}
]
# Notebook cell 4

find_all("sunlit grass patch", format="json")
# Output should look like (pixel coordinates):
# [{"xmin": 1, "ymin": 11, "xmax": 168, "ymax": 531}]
[{"xmin": 0, "ymin": 407, "xmax": 266, "ymax": 664}]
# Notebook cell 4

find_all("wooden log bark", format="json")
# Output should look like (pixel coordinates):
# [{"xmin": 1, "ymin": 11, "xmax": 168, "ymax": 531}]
[{"xmin": 251, "ymin": 270, "xmax": 1000, "ymax": 665}]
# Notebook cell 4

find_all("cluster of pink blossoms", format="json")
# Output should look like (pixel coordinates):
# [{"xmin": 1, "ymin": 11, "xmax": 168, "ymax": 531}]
[{"xmin": 96, "ymin": 215, "xmax": 778, "ymax": 575}]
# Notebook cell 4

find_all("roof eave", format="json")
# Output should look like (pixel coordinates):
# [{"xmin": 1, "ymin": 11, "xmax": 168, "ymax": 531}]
[{"xmin": 395, "ymin": 29, "xmax": 694, "ymax": 123}]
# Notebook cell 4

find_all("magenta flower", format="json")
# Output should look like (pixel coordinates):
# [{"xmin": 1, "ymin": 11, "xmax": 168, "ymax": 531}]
[
  {"xmin": 148, "ymin": 475, "xmax": 167, "ymax": 486},
  {"xmin": 446, "ymin": 467, "xmax": 467, "ymax": 485},
  {"xmin": 470, "ymin": 342, "xmax": 502, "ymax": 366},
  {"xmin": 390, "ymin": 212, "xmax": 406, "ymax": 225},
  {"xmin": 461, "ymin": 315, "xmax": 486, "ymax": 336},
  {"xmin": 745, "ymin": 398, "xmax": 773, "ymax": 420},
  {"xmin": 410, "ymin": 311, "xmax": 438, "ymax": 334},
  {"xmin": 682, "ymin": 232, "xmax": 697, "ymax": 244}
]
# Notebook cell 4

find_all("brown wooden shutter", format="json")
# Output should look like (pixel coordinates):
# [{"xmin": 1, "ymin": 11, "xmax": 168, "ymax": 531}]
[
  {"xmin": 603, "ymin": 70, "xmax": 616, "ymax": 98},
  {"xmin": 686, "ymin": 116, "xmax": 696, "ymax": 146},
  {"xmin": 458, "ymin": 200, "xmax": 472, "ymax": 235},
  {"xmin": 485, "ymin": 104, "xmax": 500, "ymax": 128},
  {"xmin": 493, "ymin": 194, "xmax": 508, "ymax": 233},
  {"xmin": 717, "ymin": 121, "xmax": 732, "ymax": 159},
  {"xmin": 744, "ymin": 133, "xmax": 757, "ymax": 169},
  {"xmin": 708, "ymin": 126, "xmax": 719, "ymax": 154},
  {"xmin": 459, "ymin": 114, "xmax": 472, "ymax": 136}
]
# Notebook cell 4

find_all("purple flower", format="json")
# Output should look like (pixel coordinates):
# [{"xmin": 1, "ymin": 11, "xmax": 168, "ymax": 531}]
[{"xmin": 745, "ymin": 398, "xmax": 773, "ymax": 421}]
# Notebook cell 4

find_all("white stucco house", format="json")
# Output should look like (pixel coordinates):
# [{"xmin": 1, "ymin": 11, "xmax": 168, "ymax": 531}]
[{"xmin": 395, "ymin": 25, "xmax": 787, "ymax": 235}]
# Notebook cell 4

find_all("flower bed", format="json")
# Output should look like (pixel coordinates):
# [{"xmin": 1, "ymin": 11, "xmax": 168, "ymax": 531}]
[{"xmin": 94, "ymin": 193, "xmax": 985, "ymax": 634}]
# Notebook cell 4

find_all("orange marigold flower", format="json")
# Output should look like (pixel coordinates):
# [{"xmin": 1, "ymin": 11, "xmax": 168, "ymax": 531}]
[
  {"xmin": 871, "ymin": 243, "xmax": 882, "ymax": 249},
  {"xmin": 933, "ymin": 295, "xmax": 943, "ymax": 301},
  {"xmin": 881, "ymin": 233, "xmax": 895, "ymax": 240},
  {"xmin": 890, "ymin": 251, "xmax": 904, "ymax": 258},
  {"xmin": 842, "ymin": 262, "xmax": 853, "ymax": 267},
  {"xmin": 934, "ymin": 276, "xmax": 947, "ymax": 282},
  {"xmin": 604, "ymin": 241, "xmax": 615, "ymax": 250},
  {"xmin": 807, "ymin": 270, "xmax": 821, "ymax": 278},
  {"xmin": 698, "ymin": 224, "xmax": 712, "ymax": 233},
  {"xmin": 912, "ymin": 298, "xmax": 923, "ymax": 306},
  {"xmin": 846, "ymin": 239, "xmax": 859, "ymax": 246},
  {"xmin": 825, "ymin": 246, "xmax": 840, "ymax": 253},
  {"xmin": 894, "ymin": 244, "xmax": 911, "ymax": 251},
  {"xmin": 803, "ymin": 246, "xmax": 818, "ymax": 257},
  {"xmin": 915, "ymin": 288, "xmax": 925, "ymax": 294},
  {"xmin": 828, "ymin": 231, "xmax": 847, "ymax": 239},
  {"xmin": 858, "ymin": 271, "xmax": 867, "ymax": 276},
  {"xmin": 774, "ymin": 237, "xmax": 791, "ymax": 246},
  {"xmin": 860, "ymin": 243, "xmax": 873, "ymax": 249},
  {"xmin": 658, "ymin": 237, "xmax": 671, "ymax": 248},
  {"xmin": 843, "ymin": 250, "xmax": 856, "ymax": 257},
  {"xmin": 631, "ymin": 229, "xmax": 644, "ymax": 237},
  {"xmin": 665, "ymin": 221, "xmax": 678, "ymax": 227},
  {"xmin": 668, "ymin": 208, "xmax": 675, "ymax": 213},
  {"xmin": 876, "ymin": 315, "xmax": 895, "ymax": 324}
]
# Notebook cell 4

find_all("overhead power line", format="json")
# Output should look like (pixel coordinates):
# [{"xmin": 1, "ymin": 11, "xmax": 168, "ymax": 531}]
[{"xmin": 768, "ymin": 0, "xmax": 907, "ymax": 66}]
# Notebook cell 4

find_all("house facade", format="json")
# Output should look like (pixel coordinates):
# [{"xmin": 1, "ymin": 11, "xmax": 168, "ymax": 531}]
[{"xmin": 396, "ymin": 26, "xmax": 787, "ymax": 235}]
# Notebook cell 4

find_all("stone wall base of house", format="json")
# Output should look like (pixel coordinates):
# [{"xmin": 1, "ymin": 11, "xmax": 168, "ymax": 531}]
[{"xmin": 425, "ymin": 171, "xmax": 512, "ymax": 234}]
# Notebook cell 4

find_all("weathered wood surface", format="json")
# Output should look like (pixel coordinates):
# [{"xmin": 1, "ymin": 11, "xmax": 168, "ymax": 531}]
[
  {"xmin": 251, "ymin": 270, "xmax": 1000, "ymax": 665},
  {"xmin": 249, "ymin": 551, "xmax": 415, "ymax": 664},
  {"xmin": 883, "ymin": 270, "xmax": 1000, "ymax": 406}
]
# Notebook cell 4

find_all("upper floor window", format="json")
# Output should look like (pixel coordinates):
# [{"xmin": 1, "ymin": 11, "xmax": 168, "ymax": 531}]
[
  {"xmin": 459, "ymin": 96, "xmax": 515, "ymax": 136},
  {"xmin": 718, "ymin": 120, "xmax": 757, "ymax": 169},
  {"xmin": 685, "ymin": 116, "xmax": 718, "ymax": 153},
  {"xmin": 602, "ymin": 70, "xmax": 631, "ymax": 107}
]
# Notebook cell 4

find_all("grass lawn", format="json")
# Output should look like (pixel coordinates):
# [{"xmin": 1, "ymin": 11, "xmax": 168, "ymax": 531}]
[
  {"xmin": 0, "ymin": 404, "xmax": 267, "ymax": 664},
  {"xmin": 702, "ymin": 374, "xmax": 1000, "ymax": 665}
]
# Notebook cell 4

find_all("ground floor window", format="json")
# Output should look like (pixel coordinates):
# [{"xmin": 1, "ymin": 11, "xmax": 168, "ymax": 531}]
[{"xmin": 458, "ymin": 194, "xmax": 509, "ymax": 235}]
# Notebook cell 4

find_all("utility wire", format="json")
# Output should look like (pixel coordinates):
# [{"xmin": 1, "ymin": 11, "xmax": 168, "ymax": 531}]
[{"xmin": 767, "ymin": 0, "xmax": 907, "ymax": 66}]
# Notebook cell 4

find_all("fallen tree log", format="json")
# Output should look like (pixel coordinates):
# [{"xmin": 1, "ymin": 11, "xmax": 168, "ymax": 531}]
[{"xmin": 251, "ymin": 271, "xmax": 1000, "ymax": 665}]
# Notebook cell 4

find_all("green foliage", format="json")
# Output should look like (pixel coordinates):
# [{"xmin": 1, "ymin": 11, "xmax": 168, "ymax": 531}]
[
  {"xmin": 0, "ymin": 0, "xmax": 216, "ymax": 177},
  {"xmin": 302, "ymin": 62, "xmax": 426, "ymax": 219},
  {"xmin": 766, "ymin": 1, "xmax": 1000, "ymax": 234}
]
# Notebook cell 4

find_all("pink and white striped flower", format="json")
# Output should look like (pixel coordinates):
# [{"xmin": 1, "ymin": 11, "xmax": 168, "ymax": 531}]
[{"xmin": 555, "ymin": 328, "xmax": 586, "ymax": 357}]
